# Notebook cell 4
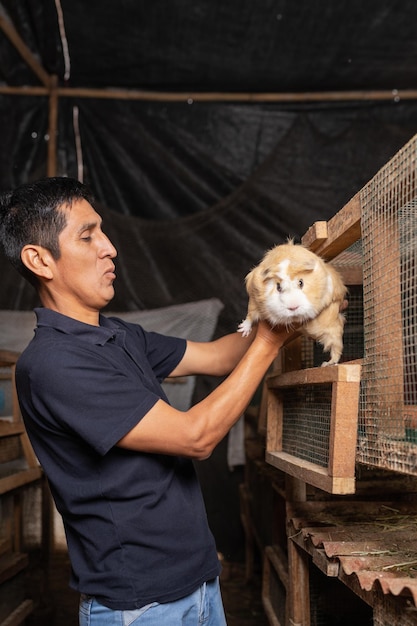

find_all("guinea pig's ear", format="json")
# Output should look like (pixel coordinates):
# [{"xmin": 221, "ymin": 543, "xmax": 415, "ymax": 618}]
[
  {"xmin": 299, "ymin": 259, "xmax": 317, "ymax": 273},
  {"xmin": 245, "ymin": 268, "xmax": 255, "ymax": 288},
  {"xmin": 261, "ymin": 267, "xmax": 278, "ymax": 282},
  {"xmin": 246, "ymin": 266, "xmax": 265, "ymax": 292}
]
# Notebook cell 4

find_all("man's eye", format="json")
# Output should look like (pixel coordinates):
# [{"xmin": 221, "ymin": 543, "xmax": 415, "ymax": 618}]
[{"xmin": 81, "ymin": 234, "xmax": 92, "ymax": 241}]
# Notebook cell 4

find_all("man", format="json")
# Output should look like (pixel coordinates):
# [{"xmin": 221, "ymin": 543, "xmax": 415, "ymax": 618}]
[{"xmin": 0, "ymin": 177, "xmax": 292, "ymax": 625}]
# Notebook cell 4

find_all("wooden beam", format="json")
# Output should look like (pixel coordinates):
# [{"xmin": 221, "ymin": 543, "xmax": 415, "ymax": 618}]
[
  {"xmin": 55, "ymin": 87, "xmax": 417, "ymax": 103},
  {"xmin": 1, "ymin": 84, "xmax": 417, "ymax": 104},
  {"xmin": 301, "ymin": 192, "xmax": 362, "ymax": 260},
  {"xmin": 0, "ymin": 12, "xmax": 51, "ymax": 87},
  {"xmin": 0, "ymin": 86, "xmax": 49, "ymax": 96}
]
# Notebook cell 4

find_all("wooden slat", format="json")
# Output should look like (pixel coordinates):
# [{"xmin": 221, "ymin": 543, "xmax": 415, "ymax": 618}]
[
  {"xmin": 264, "ymin": 544, "xmax": 289, "ymax": 590},
  {"xmin": 267, "ymin": 360, "xmax": 362, "ymax": 389},
  {"xmin": 301, "ymin": 221, "xmax": 328, "ymax": 252},
  {"xmin": 0, "ymin": 425, "xmax": 25, "ymax": 437},
  {"xmin": 287, "ymin": 535, "xmax": 311, "ymax": 625},
  {"xmin": 266, "ymin": 451, "xmax": 356, "ymax": 494},
  {"xmin": 266, "ymin": 389, "xmax": 283, "ymax": 455},
  {"xmin": 262, "ymin": 544, "xmax": 288, "ymax": 626},
  {"xmin": 0, "ymin": 540, "xmax": 11, "ymax": 558},
  {"xmin": 0, "ymin": 553, "xmax": 28, "ymax": 585},
  {"xmin": 0, "ymin": 468, "xmax": 42, "ymax": 495},
  {"xmin": 0, "ymin": 599, "xmax": 33, "ymax": 626},
  {"xmin": 301, "ymin": 192, "xmax": 362, "ymax": 259},
  {"xmin": 0, "ymin": 351, "xmax": 19, "ymax": 366},
  {"xmin": 328, "ymin": 379, "xmax": 360, "ymax": 478}
]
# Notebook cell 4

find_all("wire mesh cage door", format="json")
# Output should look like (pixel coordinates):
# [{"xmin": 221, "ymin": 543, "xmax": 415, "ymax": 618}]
[{"xmin": 358, "ymin": 134, "xmax": 417, "ymax": 475}]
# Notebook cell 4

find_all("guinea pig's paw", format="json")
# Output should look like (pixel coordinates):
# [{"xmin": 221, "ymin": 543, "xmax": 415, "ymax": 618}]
[
  {"xmin": 321, "ymin": 358, "xmax": 339, "ymax": 367},
  {"xmin": 238, "ymin": 319, "xmax": 252, "ymax": 337}
]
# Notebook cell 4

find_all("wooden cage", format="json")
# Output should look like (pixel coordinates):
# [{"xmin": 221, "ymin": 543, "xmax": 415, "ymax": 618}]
[{"xmin": 266, "ymin": 132, "xmax": 417, "ymax": 493}]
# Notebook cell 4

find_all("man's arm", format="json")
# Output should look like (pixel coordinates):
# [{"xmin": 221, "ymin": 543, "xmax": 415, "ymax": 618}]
[
  {"xmin": 117, "ymin": 321, "xmax": 292, "ymax": 459},
  {"xmin": 169, "ymin": 329, "xmax": 256, "ymax": 378}
]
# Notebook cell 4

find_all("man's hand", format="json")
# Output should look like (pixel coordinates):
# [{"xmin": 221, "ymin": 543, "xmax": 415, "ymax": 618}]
[{"xmin": 255, "ymin": 319, "xmax": 299, "ymax": 348}]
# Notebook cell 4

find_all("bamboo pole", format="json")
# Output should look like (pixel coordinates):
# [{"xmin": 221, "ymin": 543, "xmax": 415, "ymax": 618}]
[
  {"xmin": 0, "ymin": 12, "xmax": 51, "ymax": 87},
  {"xmin": 0, "ymin": 84, "xmax": 417, "ymax": 104},
  {"xmin": 55, "ymin": 87, "xmax": 417, "ymax": 103}
]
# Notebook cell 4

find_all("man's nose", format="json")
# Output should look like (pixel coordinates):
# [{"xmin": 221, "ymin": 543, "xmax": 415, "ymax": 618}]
[{"xmin": 101, "ymin": 232, "xmax": 117, "ymax": 258}]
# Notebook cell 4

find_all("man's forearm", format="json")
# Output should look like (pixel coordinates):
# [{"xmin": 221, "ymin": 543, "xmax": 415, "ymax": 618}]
[{"xmin": 187, "ymin": 325, "xmax": 287, "ymax": 456}]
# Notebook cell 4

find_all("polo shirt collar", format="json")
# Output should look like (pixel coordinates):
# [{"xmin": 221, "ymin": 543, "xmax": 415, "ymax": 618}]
[{"xmin": 34, "ymin": 307, "xmax": 124, "ymax": 346}]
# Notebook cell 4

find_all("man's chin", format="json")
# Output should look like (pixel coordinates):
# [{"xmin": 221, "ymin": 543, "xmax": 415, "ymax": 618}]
[{"xmin": 102, "ymin": 287, "xmax": 115, "ymax": 306}]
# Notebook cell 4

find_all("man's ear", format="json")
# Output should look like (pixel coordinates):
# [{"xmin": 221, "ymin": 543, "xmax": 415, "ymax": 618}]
[{"xmin": 21, "ymin": 245, "xmax": 55, "ymax": 280}]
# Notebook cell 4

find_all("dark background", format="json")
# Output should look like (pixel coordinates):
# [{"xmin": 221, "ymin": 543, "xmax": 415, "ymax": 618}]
[{"xmin": 1, "ymin": 0, "xmax": 417, "ymax": 559}]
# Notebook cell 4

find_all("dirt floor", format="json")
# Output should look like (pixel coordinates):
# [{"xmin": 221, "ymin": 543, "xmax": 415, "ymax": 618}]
[{"xmin": 28, "ymin": 550, "xmax": 269, "ymax": 626}]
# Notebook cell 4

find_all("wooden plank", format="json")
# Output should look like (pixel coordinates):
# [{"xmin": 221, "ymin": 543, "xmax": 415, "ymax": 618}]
[
  {"xmin": 44, "ymin": 87, "xmax": 417, "ymax": 103},
  {"xmin": 287, "ymin": 535, "xmax": 310, "ymax": 625},
  {"xmin": 301, "ymin": 192, "xmax": 362, "ymax": 260},
  {"xmin": 257, "ymin": 380, "xmax": 268, "ymax": 436},
  {"xmin": 265, "ymin": 544, "xmax": 289, "ymax": 590},
  {"xmin": 312, "ymin": 548, "xmax": 340, "ymax": 577},
  {"xmin": 267, "ymin": 361, "xmax": 362, "ymax": 389},
  {"xmin": 239, "ymin": 485, "xmax": 255, "ymax": 582},
  {"xmin": 18, "ymin": 431, "xmax": 38, "ymax": 469},
  {"xmin": 362, "ymin": 188, "xmax": 405, "ymax": 438},
  {"xmin": 328, "ymin": 378, "xmax": 361, "ymax": 478},
  {"xmin": 262, "ymin": 598, "xmax": 282, "ymax": 626},
  {"xmin": 262, "ymin": 546, "xmax": 287, "ymax": 626},
  {"xmin": 0, "ymin": 599, "xmax": 33, "ymax": 626},
  {"xmin": 266, "ymin": 451, "xmax": 356, "ymax": 494},
  {"xmin": 0, "ymin": 540, "xmax": 11, "ymax": 558},
  {"xmin": 266, "ymin": 389, "xmax": 283, "ymax": 454},
  {"xmin": 0, "ymin": 553, "xmax": 28, "ymax": 585},
  {"xmin": 302, "ymin": 221, "xmax": 328, "ymax": 251},
  {"xmin": 0, "ymin": 425, "xmax": 25, "ymax": 437},
  {"xmin": 0, "ymin": 468, "xmax": 42, "ymax": 495},
  {"xmin": 0, "ymin": 352, "xmax": 19, "ymax": 366}
]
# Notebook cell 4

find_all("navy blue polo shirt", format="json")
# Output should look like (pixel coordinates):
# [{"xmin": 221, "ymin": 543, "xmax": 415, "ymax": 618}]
[{"xmin": 16, "ymin": 308, "xmax": 221, "ymax": 609}]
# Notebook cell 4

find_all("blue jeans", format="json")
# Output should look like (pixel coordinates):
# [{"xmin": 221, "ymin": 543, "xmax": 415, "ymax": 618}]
[{"xmin": 79, "ymin": 577, "xmax": 227, "ymax": 626}]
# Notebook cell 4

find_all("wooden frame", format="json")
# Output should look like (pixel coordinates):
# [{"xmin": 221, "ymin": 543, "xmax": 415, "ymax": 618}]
[
  {"xmin": 262, "ymin": 544, "xmax": 288, "ymax": 626},
  {"xmin": 266, "ymin": 362, "xmax": 362, "ymax": 494},
  {"xmin": 0, "ymin": 351, "xmax": 42, "ymax": 494},
  {"xmin": 0, "ymin": 351, "xmax": 49, "ymax": 625}
]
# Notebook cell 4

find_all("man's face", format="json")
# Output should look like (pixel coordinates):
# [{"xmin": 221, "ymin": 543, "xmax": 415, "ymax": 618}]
[{"xmin": 49, "ymin": 199, "xmax": 117, "ymax": 318}]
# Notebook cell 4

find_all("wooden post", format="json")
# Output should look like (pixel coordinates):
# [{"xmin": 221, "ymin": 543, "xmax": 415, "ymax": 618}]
[
  {"xmin": 361, "ymin": 188, "xmax": 405, "ymax": 439},
  {"xmin": 286, "ymin": 475, "xmax": 310, "ymax": 626}
]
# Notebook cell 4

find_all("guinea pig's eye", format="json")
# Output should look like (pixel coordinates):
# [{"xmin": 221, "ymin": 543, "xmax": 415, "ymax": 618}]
[
  {"xmin": 276, "ymin": 282, "xmax": 282, "ymax": 292},
  {"xmin": 298, "ymin": 279, "xmax": 304, "ymax": 289}
]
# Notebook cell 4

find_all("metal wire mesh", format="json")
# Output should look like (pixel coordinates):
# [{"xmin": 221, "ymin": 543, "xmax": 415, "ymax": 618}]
[
  {"xmin": 282, "ymin": 384, "xmax": 332, "ymax": 467},
  {"xmin": 301, "ymin": 242, "xmax": 364, "ymax": 368},
  {"xmin": 276, "ymin": 137, "xmax": 417, "ymax": 477},
  {"xmin": 358, "ymin": 135, "xmax": 417, "ymax": 474}
]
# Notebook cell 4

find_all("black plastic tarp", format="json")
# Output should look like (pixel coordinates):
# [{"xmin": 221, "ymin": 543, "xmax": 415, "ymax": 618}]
[
  {"xmin": 2, "ymin": 1, "xmax": 417, "ymax": 559},
  {"xmin": 2, "ymin": 96, "xmax": 417, "ymax": 335}
]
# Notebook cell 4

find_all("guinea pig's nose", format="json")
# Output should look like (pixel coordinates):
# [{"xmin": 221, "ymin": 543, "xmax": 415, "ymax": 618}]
[{"xmin": 288, "ymin": 305, "xmax": 299, "ymax": 311}]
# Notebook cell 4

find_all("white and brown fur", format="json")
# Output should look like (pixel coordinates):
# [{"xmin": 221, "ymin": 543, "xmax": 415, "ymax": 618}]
[{"xmin": 238, "ymin": 240, "xmax": 348, "ymax": 366}]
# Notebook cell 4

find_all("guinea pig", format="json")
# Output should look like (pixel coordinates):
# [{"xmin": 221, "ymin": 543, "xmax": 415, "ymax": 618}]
[{"xmin": 238, "ymin": 240, "xmax": 348, "ymax": 366}]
